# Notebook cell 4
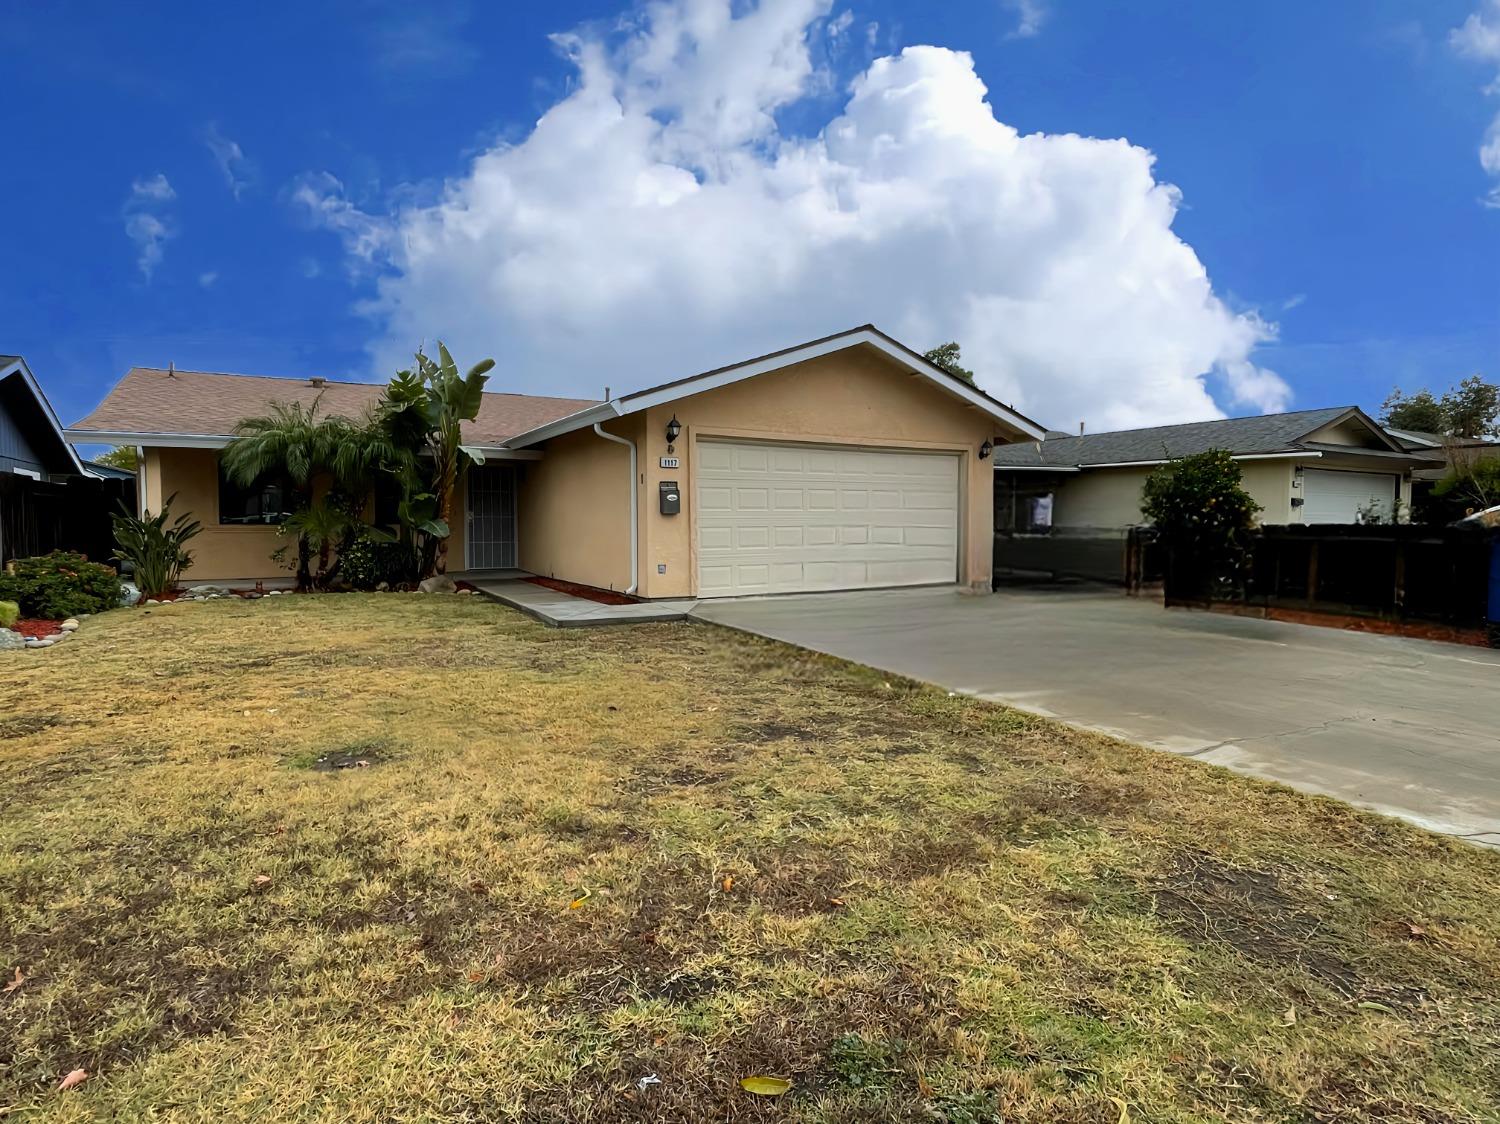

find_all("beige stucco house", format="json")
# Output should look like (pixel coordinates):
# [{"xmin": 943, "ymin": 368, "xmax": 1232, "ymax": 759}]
[
  {"xmin": 991, "ymin": 406, "xmax": 1429, "ymax": 583},
  {"xmin": 66, "ymin": 326, "xmax": 1044, "ymax": 597}
]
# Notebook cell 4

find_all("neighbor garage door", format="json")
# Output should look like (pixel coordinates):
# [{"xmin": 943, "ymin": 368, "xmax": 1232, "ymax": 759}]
[
  {"xmin": 1302, "ymin": 469, "xmax": 1399, "ymax": 524},
  {"xmin": 696, "ymin": 440, "xmax": 960, "ymax": 597}
]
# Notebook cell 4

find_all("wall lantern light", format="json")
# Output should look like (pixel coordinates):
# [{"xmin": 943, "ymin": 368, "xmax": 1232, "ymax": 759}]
[
  {"xmin": 978, "ymin": 439, "xmax": 993, "ymax": 460},
  {"xmin": 666, "ymin": 414, "xmax": 682, "ymax": 445}
]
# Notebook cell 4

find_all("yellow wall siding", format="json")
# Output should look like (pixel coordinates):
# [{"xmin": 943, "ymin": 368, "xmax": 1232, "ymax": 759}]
[
  {"xmin": 1049, "ymin": 460, "xmax": 1298, "ymax": 529},
  {"xmin": 515, "ymin": 418, "xmax": 639, "ymax": 592}
]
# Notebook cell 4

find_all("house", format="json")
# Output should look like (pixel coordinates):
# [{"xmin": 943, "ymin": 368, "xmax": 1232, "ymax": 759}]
[
  {"xmin": 1, "ymin": 355, "xmax": 134, "ymax": 565},
  {"xmin": 991, "ymin": 406, "xmax": 1430, "ymax": 584},
  {"xmin": 64, "ymin": 326, "xmax": 1044, "ymax": 596},
  {"xmin": 1384, "ymin": 428, "xmax": 1500, "ymax": 517}
]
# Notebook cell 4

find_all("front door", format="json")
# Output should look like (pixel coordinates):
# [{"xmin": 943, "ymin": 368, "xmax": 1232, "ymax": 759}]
[{"xmin": 466, "ymin": 465, "xmax": 517, "ymax": 569}]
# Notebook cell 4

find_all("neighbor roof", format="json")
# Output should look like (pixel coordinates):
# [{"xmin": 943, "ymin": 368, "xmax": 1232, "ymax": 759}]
[
  {"xmin": 1, "ymin": 355, "xmax": 88, "ymax": 475},
  {"xmin": 502, "ymin": 325, "xmax": 1048, "ymax": 447},
  {"xmin": 66, "ymin": 367, "xmax": 598, "ymax": 449},
  {"xmin": 990, "ymin": 406, "xmax": 1403, "ymax": 469}
]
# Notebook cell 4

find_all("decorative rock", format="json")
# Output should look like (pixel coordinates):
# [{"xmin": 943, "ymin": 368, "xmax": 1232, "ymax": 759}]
[
  {"xmin": 417, "ymin": 575, "xmax": 458, "ymax": 595},
  {"xmin": 0, "ymin": 630, "xmax": 25, "ymax": 652},
  {"xmin": 266, "ymin": 589, "xmax": 283, "ymax": 596},
  {"xmin": 375, "ymin": 582, "xmax": 390, "ymax": 592},
  {"xmin": 145, "ymin": 598, "xmax": 161, "ymax": 606},
  {"xmin": 186, "ymin": 584, "xmax": 233, "ymax": 598},
  {"xmin": 119, "ymin": 581, "xmax": 140, "ymax": 607},
  {"xmin": 60, "ymin": 619, "xmax": 79, "ymax": 631}
]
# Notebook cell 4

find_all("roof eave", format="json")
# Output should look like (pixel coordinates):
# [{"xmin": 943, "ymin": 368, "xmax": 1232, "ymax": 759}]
[
  {"xmin": 3, "ymin": 357, "xmax": 89, "ymax": 475},
  {"xmin": 504, "ymin": 327, "xmax": 1047, "ymax": 447}
]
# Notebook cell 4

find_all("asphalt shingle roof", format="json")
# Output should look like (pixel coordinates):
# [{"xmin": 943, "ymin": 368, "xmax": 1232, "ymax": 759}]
[
  {"xmin": 69, "ymin": 367, "xmax": 599, "ymax": 447},
  {"xmin": 990, "ymin": 407, "xmax": 1359, "ymax": 468}
]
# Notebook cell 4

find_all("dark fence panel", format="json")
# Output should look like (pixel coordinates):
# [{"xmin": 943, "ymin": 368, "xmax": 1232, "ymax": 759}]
[
  {"xmin": 994, "ymin": 529, "xmax": 1131, "ymax": 586},
  {"xmin": 0, "ymin": 474, "xmax": 134, "ymax": 566},
  {"xmin": 1165, "ymin": 523, "xmax": 1499, "ymax": 638}
]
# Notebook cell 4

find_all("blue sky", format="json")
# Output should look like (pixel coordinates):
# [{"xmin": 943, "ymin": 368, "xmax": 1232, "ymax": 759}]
[{"xmin": 3, "ymin": 0, "xmax": 1497, "ymax": 445}]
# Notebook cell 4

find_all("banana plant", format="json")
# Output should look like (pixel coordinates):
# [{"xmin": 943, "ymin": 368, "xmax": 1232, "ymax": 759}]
[{"xmin": 377, "ymin": 343, "xmax": 494, "ymax": 577}]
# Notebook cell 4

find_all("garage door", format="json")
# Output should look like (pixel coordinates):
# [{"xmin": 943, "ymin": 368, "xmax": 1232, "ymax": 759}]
[
  {"xmin": 1302, "ymin": 469, "xmax": 1399, "ymax": 524},
  {"xmin": 696, "ymin": 440, "xmax": 960, "ymax": 597}
]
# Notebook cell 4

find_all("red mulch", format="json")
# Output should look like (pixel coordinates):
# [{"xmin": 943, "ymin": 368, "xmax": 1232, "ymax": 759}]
[
  {"xmin": 524, "ymin": 576, "xmax": 638, "ymax": 606},
  {"xmin": 12, "ymin": 619, "xmax": 61, "ymax": 639}
]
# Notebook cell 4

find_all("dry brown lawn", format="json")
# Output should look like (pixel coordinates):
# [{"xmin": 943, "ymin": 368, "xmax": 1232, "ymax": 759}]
[{"xmin": 1, "ymin": 593, "xmax": 1497, "ymax": 1122}]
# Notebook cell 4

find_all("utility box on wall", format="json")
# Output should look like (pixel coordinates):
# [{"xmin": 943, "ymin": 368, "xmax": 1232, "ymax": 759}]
[{"xmin": 659, "ymin": 481, "xmax": 681, "ymax": 515}]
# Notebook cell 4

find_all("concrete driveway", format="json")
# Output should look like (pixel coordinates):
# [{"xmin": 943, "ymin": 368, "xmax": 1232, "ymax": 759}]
[{"xmin": 693, "ymin": 586, "xmax": 1500, "ymax": 846}]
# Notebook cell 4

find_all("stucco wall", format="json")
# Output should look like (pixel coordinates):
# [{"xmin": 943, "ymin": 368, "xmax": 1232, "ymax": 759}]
[
  {"xmin": 627, "ymin": 348, "xmax": 1006, "ymax": 598},
  {"xmin": 1050, "ymin": 460, "xmax": 1298, "ymax": 530},
  {"xmin": 143, "ymin": 447, "xmax": 290, "ymax": 582},
  {"xmin": 141, "ymin": 446, "xmax": 479, "ymax": 583},
  {"xmin": 516, "ymin": 419, "xmax": 639, "ymax": 592}
]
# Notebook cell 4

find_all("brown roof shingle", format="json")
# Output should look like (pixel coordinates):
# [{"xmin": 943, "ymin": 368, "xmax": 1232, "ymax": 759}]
[{"xmin": 69, "ymin": 367, "xmax": 598, "ymax": 447}]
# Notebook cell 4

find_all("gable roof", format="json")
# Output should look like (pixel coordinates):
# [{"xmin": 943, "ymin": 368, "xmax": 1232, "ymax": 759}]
[
  {"xmin": 990, "ymin": 406, "xmax": 1407, "ymax": 469},
  {"xmin": 500, "ymin": 325, "xmax": 1048, "ymax": 447},
  {"xmin": 1, "ymin": 355, "xmax": 87, "ymax": 476},
  {"xmin": 66, "ymin": 366, "xmax": 598, "ymax": 450}
]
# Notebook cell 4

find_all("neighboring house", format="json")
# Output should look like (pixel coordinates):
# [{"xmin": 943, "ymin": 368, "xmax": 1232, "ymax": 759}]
[
  {"xmin": 65, "ymin": 325, "xmax": 1044, "ymax": 596},
  {"xmin": 1, "ymin": 355, "xmax": 134, "ymax": 564},
  {"xmin": 1384, "ymin": 427, "xmax": 1500, "ymax": 509},
  {"xmin": 992, "ymin": 406, "xmax": 1429, "ymax": 584}
]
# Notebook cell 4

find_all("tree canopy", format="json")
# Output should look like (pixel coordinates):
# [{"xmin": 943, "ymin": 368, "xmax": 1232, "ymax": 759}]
[
  {"xmin": 923, "ymin": 342, "xmax": 976, "ymax": 386},
  {"xmin": 1381, "ymin": 375, "xmax": 1498, "ymax": 438}
]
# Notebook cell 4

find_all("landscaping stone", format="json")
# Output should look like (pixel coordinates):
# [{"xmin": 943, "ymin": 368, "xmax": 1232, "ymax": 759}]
[
  {"xmin": 145, "ymin": 599, "xmax": 160, "ymax": 606},
  {"xmin": 60, "ymin": 619, "xmax": 79, "ymax": 632},
  {"xmin": 186, "ymin": 585, "xmax": 233, "ymax": 598},
  {"xmin": 418, "ymin": 575, "xmax": 457, "ymax": 595},
  {"xmin": 375, "ymin": 582, "xmax": 390, "ymax": 592},
  {"xmin": 119, "ymin": 582, "xmax": 140, "ymax": 607},
  {"xmin": 0, "ymin": 630, "xmax": 25, "ymax": 652}
]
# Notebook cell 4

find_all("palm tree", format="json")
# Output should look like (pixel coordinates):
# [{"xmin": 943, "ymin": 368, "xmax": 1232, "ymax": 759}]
[{"xmin": 222, "ymin": 401, "xmax": 391, "ymax": 590}]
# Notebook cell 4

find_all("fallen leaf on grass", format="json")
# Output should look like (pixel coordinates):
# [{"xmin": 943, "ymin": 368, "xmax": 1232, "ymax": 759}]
[
  {"xmin": 1281, "ymin": 1006, "xmax": 1296, "ymax": 1026},
  {"xmin": 1110, "ymin": 1096, "xmax": 1131, "ymax": 1124},
  {"xmin": 1358, "ymin": 1001, "xmax": 1398, "ymax": 1015},
  {"xmin": 1403, "ymin": 922, "xmax": 1428, "ymax": 940},
  {"xmin": 252, "ymin": 875, "xmax": 272, "ymax": 887},
  {"xmin": 827, "ymin": 897, "xmax": 846, "ymax": 908},
  {"xmin": 740, "ymin": 1076, "xmax": 791, "ymax": 1097},
  {"xmin": 569, "ymin": 889, "xmax": 592, "ymax": 909},
  {"xmin": 720, "ymin": 875, "xmax": 734, "ymax": 892},
  {"xmin": 57, "ymin": 1069, "xmax": 88, "ymax": 1091},
  {"xmin": 2, "ymin": 968, "xmax": 23, "ymax": 994}
]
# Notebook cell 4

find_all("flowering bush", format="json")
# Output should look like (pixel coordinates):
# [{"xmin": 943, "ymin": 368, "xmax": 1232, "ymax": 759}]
[{"xmin": 0, "ymin": 552, "xmax": 121, "ymax": 620}]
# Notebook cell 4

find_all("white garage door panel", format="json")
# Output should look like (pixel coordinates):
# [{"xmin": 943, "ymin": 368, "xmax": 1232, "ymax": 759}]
[
  {"xmin": 1302, "ymin": 469, "xmax": 1399, "ymax": 524},
  {"xmin": 696, "ymin": 440, "xmax": 960, "ymax": 597}
]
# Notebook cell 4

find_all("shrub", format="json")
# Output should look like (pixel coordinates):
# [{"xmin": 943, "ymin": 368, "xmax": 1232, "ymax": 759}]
[
  {"xmin": 1142, "ymin": 449, "xmax": 1261, "ymax": 597},
  {"xmin": 112, "ymin": 495, "xmax": 203, "ymax": 599},
  {"xmin": 0, "ymin": 552, "xmax": 121, "ymax": 620},
  {"xmin": 0, "ymin": 600, "xmax": 18, "ymax": 629},
  {"xmin": 339, "ymin": 532, "xmax": 418, "ymax": 590}
]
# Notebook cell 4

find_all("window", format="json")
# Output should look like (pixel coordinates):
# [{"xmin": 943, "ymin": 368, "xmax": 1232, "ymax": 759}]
[
  {"xmin": 218, "ymin": 461, "xmax": 296, "ymax": 525},
  {"xmin": 995, "ymin": 476, "xmax": 1056, "ymax": 535}
]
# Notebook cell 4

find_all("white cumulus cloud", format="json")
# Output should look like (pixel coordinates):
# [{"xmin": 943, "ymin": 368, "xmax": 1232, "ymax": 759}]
[
  {"xmin": 302, "ymin": 0, "xmax": 1287, "ymax": 429},
  {"xmin": 205, "ymin": 124, "xmax": 254, "ymax": 199},
  {"xmin": 123, "ymin": 173, "xmax": 176, "ymax": 278},
  {"xmin": 1453, "ymin": 0, "xmax": 1500, "ymax": 206}
]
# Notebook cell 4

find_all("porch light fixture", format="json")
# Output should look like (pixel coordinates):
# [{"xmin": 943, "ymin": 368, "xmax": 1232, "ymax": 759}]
[
  {"xmin": 665, "ymin": 414, "xmax": 682, "ymax": 444},
  {"xmin": 978, "ymin": 439, "xmax": 993, "ymax": 460}
]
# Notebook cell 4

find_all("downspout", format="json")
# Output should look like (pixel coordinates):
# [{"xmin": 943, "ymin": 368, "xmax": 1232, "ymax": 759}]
[{"xmin": 592, "ymin": 422, "xmax": 638, "ymax": 595}]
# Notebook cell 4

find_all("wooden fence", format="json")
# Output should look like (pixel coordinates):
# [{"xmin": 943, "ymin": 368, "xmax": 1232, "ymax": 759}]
[{"xmin": 1161, "ymin": 523, "xmax": 1500, "ymax": 643}]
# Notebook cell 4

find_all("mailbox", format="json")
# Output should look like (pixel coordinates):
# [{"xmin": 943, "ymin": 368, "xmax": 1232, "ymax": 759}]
[{"xmin": 659, "ymin": 480, "xmax": 681, "ymax": 515}]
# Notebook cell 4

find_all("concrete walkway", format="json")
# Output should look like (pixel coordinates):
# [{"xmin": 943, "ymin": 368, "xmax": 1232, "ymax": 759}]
[
  {"xmin": 694, "ymin": 585, "xmax": 1500, "ymax": 846},
  {"xmin": 473, "ymin": 578, "xmax": 697, "ymax": 627}
]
